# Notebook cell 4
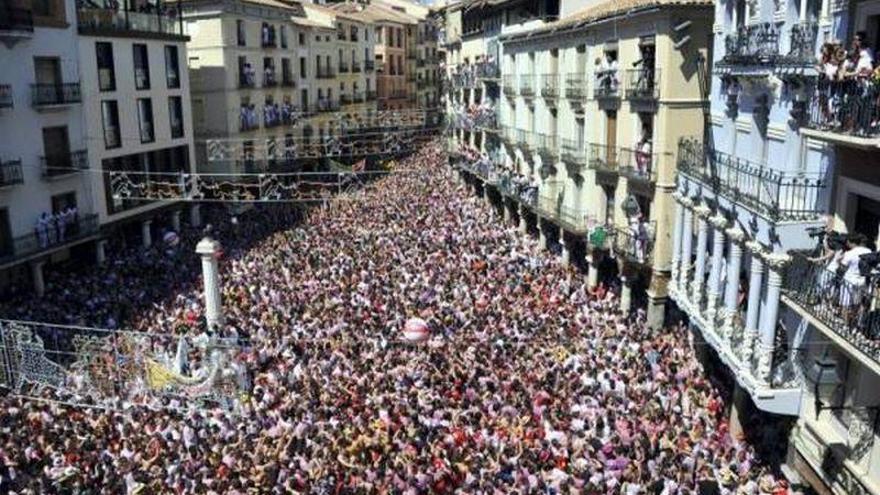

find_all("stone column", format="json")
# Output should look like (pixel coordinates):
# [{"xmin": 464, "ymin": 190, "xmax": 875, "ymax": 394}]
[
  {"xmin": 560, "ymin": 229, "xmax": 571, "ymax": 266},
  {"xmin": 171, "ymin": 210, "xmax": 181, "ymax": 232},
  {"xmin": 670, "ymin": 191, "xmax": 685, "ymax": 291},
  {"xmin": 31, "ymin": 261, "xmax": 45, "ymax": 298},
  {"xmin": 678, "ymin": 198, "xmax": 694, "ymax": 299},
  {"xmin": 537, "ymin": 220, "xmax": 548, "ymax": 250},
  {"xmin": 706, "ymin": 214, "xmax": 728, "ymax": 325},
  {"xmin": 691, "ymin": 204, "xmax": 711, "ymax": 308},
  {"xmin": 742, "ymin": 241, "xmax": 765, "ymax": 366},
  {"xmin": 722, "ymin": 228, "xmax": 745, "ymax": 337},
  {"xmin": 195, "ymin": 236, "xmax": 224, "ymax": 332},
  {"xmin": 586, "ymin": 253, "xmax": 599, "ymax": 288},
  {"xmin": 620, "ymin": 276, "xmax": 633, "ymax": 315},
  {"xmin": 756, "ymin": 252, "xmax": 789, "ymax": 384},
  {"xmin": 503, "ymin": 203, "xmax": 512, "ymax": 223},
  {"xmin": 141, "ymin": 220, "xmax": 153, "ymax": 249},
  {"xmin": 190, "ymin": 204, "xmax": 202, "ymax": 228},
  {"xmin": 518, "ymin": 205, "xmax": 528, "ymax": 234},
  {"xmin": 95, "ymin": 239, "xmax": 107, "ymax": 265}
]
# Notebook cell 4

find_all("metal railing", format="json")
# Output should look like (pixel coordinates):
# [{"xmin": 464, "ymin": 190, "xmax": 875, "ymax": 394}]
[
  {"xmin": 565, "ymin": 73, "xmax": 586, "ymax": 101},
  {"xmin": 519, "ymin": 74, "xmax": 534, "ymax": 97},
  {"xmin": 76, "ymin": 7, "xmax": 183, "ymax": 36},
  {"xmin": 721, "ymin": 22, "xmax": 780, "ymax": 66},
  {"xmin": 40, "ymin": 150, "xmax": 88, "ymax": 178},
  {"xmin": 239, "ymin": 72, "xmax": 256, "ymax": 88},
  {"xmin": 316, "ymin": 67, "xmax": 335, "ymax": 79},
  {"xmin": 338, "ymin": 62, "xmax": 349, "ymax": 73},
  {"xmin": 541, "ymin": 74, "xmax": 559, "ymax": 99},
  {"xmin": 588, "ymin": 143, "xmax": 619, "ymax": 173},
  {"xmin": 0, "ymin": 85, "xmax": 11, "ymax": 108},
  {"xmin": 625, "ymin": 68, "xmax": 660, "ymax": 100},
  {"xmin": 0, "ymin": 6, "xmax": 33, "ymax": 33},
  {"xmin": 476, "ymin": 62, "xmax": 500, "ymax": 80},
  {"xmin": 0, "ymin": 213, "xmax": 99, "ymax": 265},
  {"xmin": 561, "ymin": 138, "xmax": 587, "ymax": 168},
  {"xmin": 806, "ymin": 78, "xmax": 880, "ymax": 138},
  {"xmin": 263, "ymin": 70, "xmax": 278, "ymax": 87},
  {"xmin": 593, "ymin": 70, "xmax": 619, "ymax": 99},
  {"xmin": 677, "ymin": 138, "xmax": 827, "ymax": 221},
  {"xmin": 784, "ymin": 251, "xmax": 880, "ymax": 366},
  {"xmin": 340, "ymin": 94, "xmax": 352, "ymax": 105},
  {"xmin": 0, "ymin": 159, "xmax": 23, "ymax": 187},
  {"xmin": 31, "ymin": 83, "xmax": 81, "ymax": 106},
  {"xmin": 366, "ymin": 90, "xmax": 377, "ymax": 101},
  {"xmin": 786, "ymin": 21, "xmax": 818, "ymax": 65},
  {"xmin": 352, "ymin": 91, "xmax": 364, "ymax": 103},
  {"xmin": 352, "ymin": 62, "xmax": 361, "ymax": 73},
  {"xmin": 282, "ymin": 73, "xmax": 295, "ymax": 87},
  {"xmin": 365, "ymin": 60, "xmax": 375, "ymax": 72},
  {"xmin": 617, "ymin": 146, "xmax": 659, "ymax": 183},
  {"xmin": 537, "ymin": 133, "xmax": 557, "ymax": 157},
  {"xmin": 535, "ymin": 196, "xmax": 590, "ymax": 233},
  {"xmin": 502, "ymin": 75, "xmax": 516, "ymax": 97},
  {"xmin": 612, "ymin": 222, "xmax": 655, "ymax": 265},
  {"xmin": 516, "ymin": 129, "xmax": 534, "ymax": 152}
]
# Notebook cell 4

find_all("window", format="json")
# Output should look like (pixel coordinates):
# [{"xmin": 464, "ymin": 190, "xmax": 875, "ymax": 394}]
[
  {"xmin": 133, "ymin": 44, "xmax": 150, "ymax": 90},
  {"xmin": 102, "ymin": 100, "xmax": 121, "ymax": 149},
  {"xmin": 168, "ymin": 96, "xmax": 184, "ymax": 139},
  {"xmin": 51, "ymin": 192, "xmax": 77, "ymax": 215},
  {"xmin": 280, "ymin": 26, "xmax": 288, "ymax": 48},
  {"xmin": 300, "ymin": 88, "xmax": 308, "ymax": 108},
  {"xmin": 377, "ymin": 27, "xmax": 382, "ymax": 43},
  {"xmin": 96, "ymin": 42, "xmax": 115, "ymax": 92},
  {"xmin": 137, "ymin": 98, "xmax": 154, "ymax": 143},
  {"xmin": 237, "ymin": 20, "xmax": 246, "ymax": 46},
  {"xmin": 165, "ymin": 46, "xmax": 180, "ymax": 89},
  {"xmin": 300, "ymin": 56, "xmax": 307, "ymax": 78},
  {"xmin": 298, "ymin": 32, "xmax": 305, "ymax": 45}
]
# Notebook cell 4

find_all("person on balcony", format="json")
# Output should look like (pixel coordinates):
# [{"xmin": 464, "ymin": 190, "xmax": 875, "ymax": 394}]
[
  {"xmin": 839, "ymin": 233, "xmax": 871, "ymax": 324},
  {"xmin": 635, "ymin": 129, "xmax": 652, "ymax": 178}
]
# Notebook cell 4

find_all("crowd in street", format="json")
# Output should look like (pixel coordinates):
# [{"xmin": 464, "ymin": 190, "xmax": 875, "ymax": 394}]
[{"xmin": 0, "ymin": 143, "xmax": 794, "ymax": 494}]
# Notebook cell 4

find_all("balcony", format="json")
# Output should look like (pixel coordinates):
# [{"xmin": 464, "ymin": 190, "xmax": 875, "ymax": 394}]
[
  {"xmin": 340, "ymin": 94, "xmax": 352, "ymax": 105},
  {"xmin": 540, "ymin": 74, "xmax": 558, "ymax": 100},
  {"xmin": 677, "ymin": 138, "xmax": 827, "ymax": 222},
  {"xmin": 366, "ymin": 90, "xmax": 377, "ymax": 101},
  {"xmin": 593, "ymin": 70, "xmax": 619, "ymax": 100},
  {"xmin": 536, "ymin": 198, "xmax": 590, "ymax": 235},
  {"xmin": 76, "ymin": 7, "xmax": 184, "ymax": 37},
  {"xmin": 416, "ymin": 59, "xmax": 426, "ymax": 68},
  {"xmin": 0, "ymin": 213, "xmax": 99, "ymax": 266},
  {"xmin": 561, "ymin": 138, "xmax": 587, "ymax": 175},
  {"xmin": 565, "ymin": 74, "xmax": 586, "ymax": 105},
  {"xmin": 476, "ymin": 62, "xmax": 500, "ymax": 80},
  {"xmin": 0, "ymin": 85, "xmax": 11, "ymax": 109},
  {"xmin": 0, "ymin": 159, "xmax": 23, "ymax": 187},
  {"xmin": 262, "ymin": 31, "xmax": 277, "ymax": 48},
  {"xmin": 391, "ymin": 90, "xmax": 408, "ymax": 100},
  {"xmin": 365, "ymin": 60, "xmax": 375, "ymax": 72},
  {"xmin": 502, "ymin": 75, "xmax": 516, "ymax": 97},
  {"xmin": 784, "ymin": 252, "xmax": 880, "ymax": 368},
  {"xmin": 352, "ymin": 92, "xmax": 364, "ymax": 103},
  {"xmin": 263, "ymin": 70, "xmax": 278, "ymax": 87},
  {"xmin": 352, "ymin": 62, "xmax": 362, "ymax": 73},
  {"xmin": 0, "ymin": 5, "xmax": 34, "ymax": 42},
  {"xmin": 338, "ymin": 62, "xmax": 350, "ymax": 74},
  {"xmin": 317, "ymin": 99, "xmax": 341, "ymax": 112},
  {"xmin": 617, "ymin": 146, "xmax": 658, "ymax": 184},
  {"xmin": 611, "ymin": 222, "xmax": 655, "ymax": 266},
  {"xmin": 625, "ymin": 68, "xmax": 659, "ymax": 101},
  {"xmin": 516, "ymin": 129, "xmax": 533, "ymax": 153},
  {"xmin": 407, "ymin": 73, "xmax": 416, "ymax": 83},
  {"xmin": 316, "ymin": 67, "xmax": 335, "ymax": 79},
  {"xmin": 31, "ymin": 83, "xmax": 81, "ymax": 108},
  {"xmin": 282, "ymin": 73, "xmax": 296, "ymax": 87},
  {"xmin": 519, "ymin": 74, "xmax": 534, "ymax": 99},
  {"xmin": 537, "ymin": 133, "xmax": 557, "ymax": 161},
  {"xmin": 588, "ymin": 143, "xmax": 619, "ymax": 175},
  {"xmin": 239, "ymin": 72, "xmax": 256, "ymax": 88},
  {"xmin": 715, "ymin": 21, "xmax": 816, "ymax": 72},
  {"xmin": 407, "ymin": 52, "xmax": 417, "ymax": 60},
  {"xmin": 805, "ymin": 78, "xmax": 880, "ymax": 140},
  {"xmin": 40, "ymin": 150, "xmax": 88, "ymax": 179},
  {"xmin": 240, "ymin": 106, "xmax": 259, "ymax": 131}
]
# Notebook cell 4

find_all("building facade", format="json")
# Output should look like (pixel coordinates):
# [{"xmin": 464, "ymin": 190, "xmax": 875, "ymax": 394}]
[{"xmin": 670, "ymin": 0, "xmax": 880, "ymax": 492}]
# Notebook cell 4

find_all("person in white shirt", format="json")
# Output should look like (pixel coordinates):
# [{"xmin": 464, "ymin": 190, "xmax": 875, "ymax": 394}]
[{"xmin": 839, "ymin": 233, "xmax": 872, "ymax": 323}]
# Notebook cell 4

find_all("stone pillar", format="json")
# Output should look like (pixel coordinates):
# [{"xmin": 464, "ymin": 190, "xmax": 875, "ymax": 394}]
[
  {"xmin": 670, "ymin": 192, "xmax": 685, "ymax": 290},
  {"xmin": 171, "ymin": 210, "xmax": 181, "ymax": 232},
  {"xmin": 620, "ymin": 277, "xmax": 633, "ymax": 314},
  {"xmin": 722, "ymin": 228, "xmax": 745, "ymax": 335},
  {"xmin": 679, "ymin": 198, "xmax": 694, "ymax": 298},
  {"xmin": 95, "ymin": 239, "xmax": 107, "ymax": 265},
  {"xmin": 587, "ymin": 253, "xmax": 599, "ymax": 288},
  {"xmin": 503, "ymin": 203, "xmax": 512, "ymax": 223},
  {"xmin": 518, "ymin": 206, "xmax": 528, "ymax": 234},
  {"xmin": 482, "ymin": 186, "xmax": 490, "ymax": 206},
  {"xmin": 537, "ymin": 221, "xmax": 548, "ymax": 250},
  {"xmin": 190, "ymin": 204, "xmax": 202, "ymax": 228},
  {"xmin": 706, "ymin": 214, "xmax": 728, "ymax": 325},
  {"xmin": 756, "ymin": 253, "xmax": 789, "ymax": 384},
  {"xmin": 30, "ymin": 261, "xmax": 45, "ymax": 298},
  {"xmin": 560, "ymin": 229, "xmax": 571, "ymax": 266},
  {"xmin": 141, "ymin": 220, "xmax": 153, "ymax": 249},
  {"xmin": 691, "ymin": 204, "xmax": 711, "ymax": 308},
  {"xmin": 742, "ymin": 242, "xmax": 765, "ymax": 366},
  {"xmin": 195, "ymin": 236, "xmax": 224, "ymax": 332}
]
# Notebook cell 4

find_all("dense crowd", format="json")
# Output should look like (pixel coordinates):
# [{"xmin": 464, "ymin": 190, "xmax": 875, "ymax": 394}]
[{"xmin": 0, "ymin": 143, "xmax": 793, "ymax": 493}]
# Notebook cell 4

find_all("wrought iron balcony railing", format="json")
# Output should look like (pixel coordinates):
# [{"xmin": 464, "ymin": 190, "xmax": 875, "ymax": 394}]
[
  {"xmin": 316, "ymin": 67, "xmax": 336, "ymax": 79},
  {"xmin": 352, "ymin": 62, "xmax": 362, "ymax": 73},
  {"xmin": 720, "ymin": 22, "xmax": 780, "ymax": 66},
  {"xmin": 612, "ymin": 222, "xmax": 655, "ymax": 265},
  {"xmin": 625, "ymin": 68, "xmax": 659, "ymax": 100},
  {"xmin": 416, "ymin": 59, "xmax": 426, "ymax": 68},
  {"xmin": 76, "ymin": 7, "xmax": 183, "ymax": 37},
  {"xmin": 677, "ymin": 138, "xmax": 827, "ymax": 221},
  {"xmin": 352, "ymin": 91, "xmax": 364, "ymax": 103},
  {"xmin": 340, "ymin": 94, "xmax": 352, "ymax": 105},
  {"xmin": 519, "ymin": 74, "xmax": 535, "ymax": 97},
  {"xmin": 0, "ymin": 213, "xmax": 99, "ymax": 265},
  {"xmin": 535, "ymin": 195, "xmax": 590, "ymax": 234},
  {"xmin": 565, "ymin": 73, "xmax": 586, "ymax": 102},
  {"xmin": 541, "ymin": 74, "xmax": 559, "ymax": 99},
  {"xmin": 239, "ymin": 72, "xmax": 256, "ymax": 88},
  {"xmin": 0, "ymin": 159, "xmax": 23, "ymax": 187},
  {"xmin": 560, "ymin": 138, "xmax": 587, "ymax": 171},
  {"xmin": 806, "ymin": 78, "xmax": 880, "ymax": 138},
  {"xmin": 263, "ymin": 71, "xmax": 278, "ymax": 87},
  {"xmin": 31, "ymin": 83, "xmax": 81, "ymax": 107},
  {"xmin": 40, "ymin": 150, "xmax": 88, "ymax": 179},
  {"xmin": 0, "ymin": 85, "xmax": 11, "ymax": 108},
  {"xmin": 282, "ymin": 73, "xmax": 296, "ymax": 87},
  {"xmin": 0, "ymin": 5, "xmax": 34, "ymax": 34},
  {"xmin": 786, "ymin": 21, "xmax": 819, "ymax": 65},
  {"xmin": 617, "ymin": 146, "xmax": 659, "ymax": 183},
  {"xmin": 593, "ymin": 69, "xmax": 619, "ymax": 99},
  {"xmin": 516, "ymin": 129, "xmax": 534, "ymax": 152},
  {"xmin": 338, "ymin": 62, "xmax": 349, "ymax": 73},
  {"xmin": 784, "ymin": 251, "xmax": 880, "ymax": 367},
  {"xmin": 476, "ymin": 62, "xmax": 500, "ymax": 80},
  {"xmin": 366, "ymin": 90, "xmax": 377, "ymax": 101},
  {"xmin": 588, "ymin": 143, "xmax": 619, "ymax": 174},
  {"xmin": 502, "ymin": 75, "xmax": 516, "ymax": 97},
  {"xmin": 537, "ymin": 133, "xmax": 557, "ymax": 158},
  {"xmin": 365, "ymin": 60, "xmax": 375, "ymax": 72}
]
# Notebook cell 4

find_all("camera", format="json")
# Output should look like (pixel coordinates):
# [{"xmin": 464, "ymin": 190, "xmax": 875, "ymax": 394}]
[
  {"xmin": 808, "ymin": 227, "xmax": 848, "ymax": 251},
  {"xmin": 858, "ymin": 252, "xmax": 880, "ymax": 277}
]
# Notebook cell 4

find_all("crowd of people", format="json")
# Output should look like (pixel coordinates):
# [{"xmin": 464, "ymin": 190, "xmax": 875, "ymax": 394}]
[
  {"xmin": 34, "ymin": 207, "xmax": 82, "ymax": 250},
  {"xmin": 814, "ymin": 32, "xmax": 880, "ymax": 135},
  {"xmin": 0, "ymin": 142, "xmax": 795, "ymax": 493}
]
